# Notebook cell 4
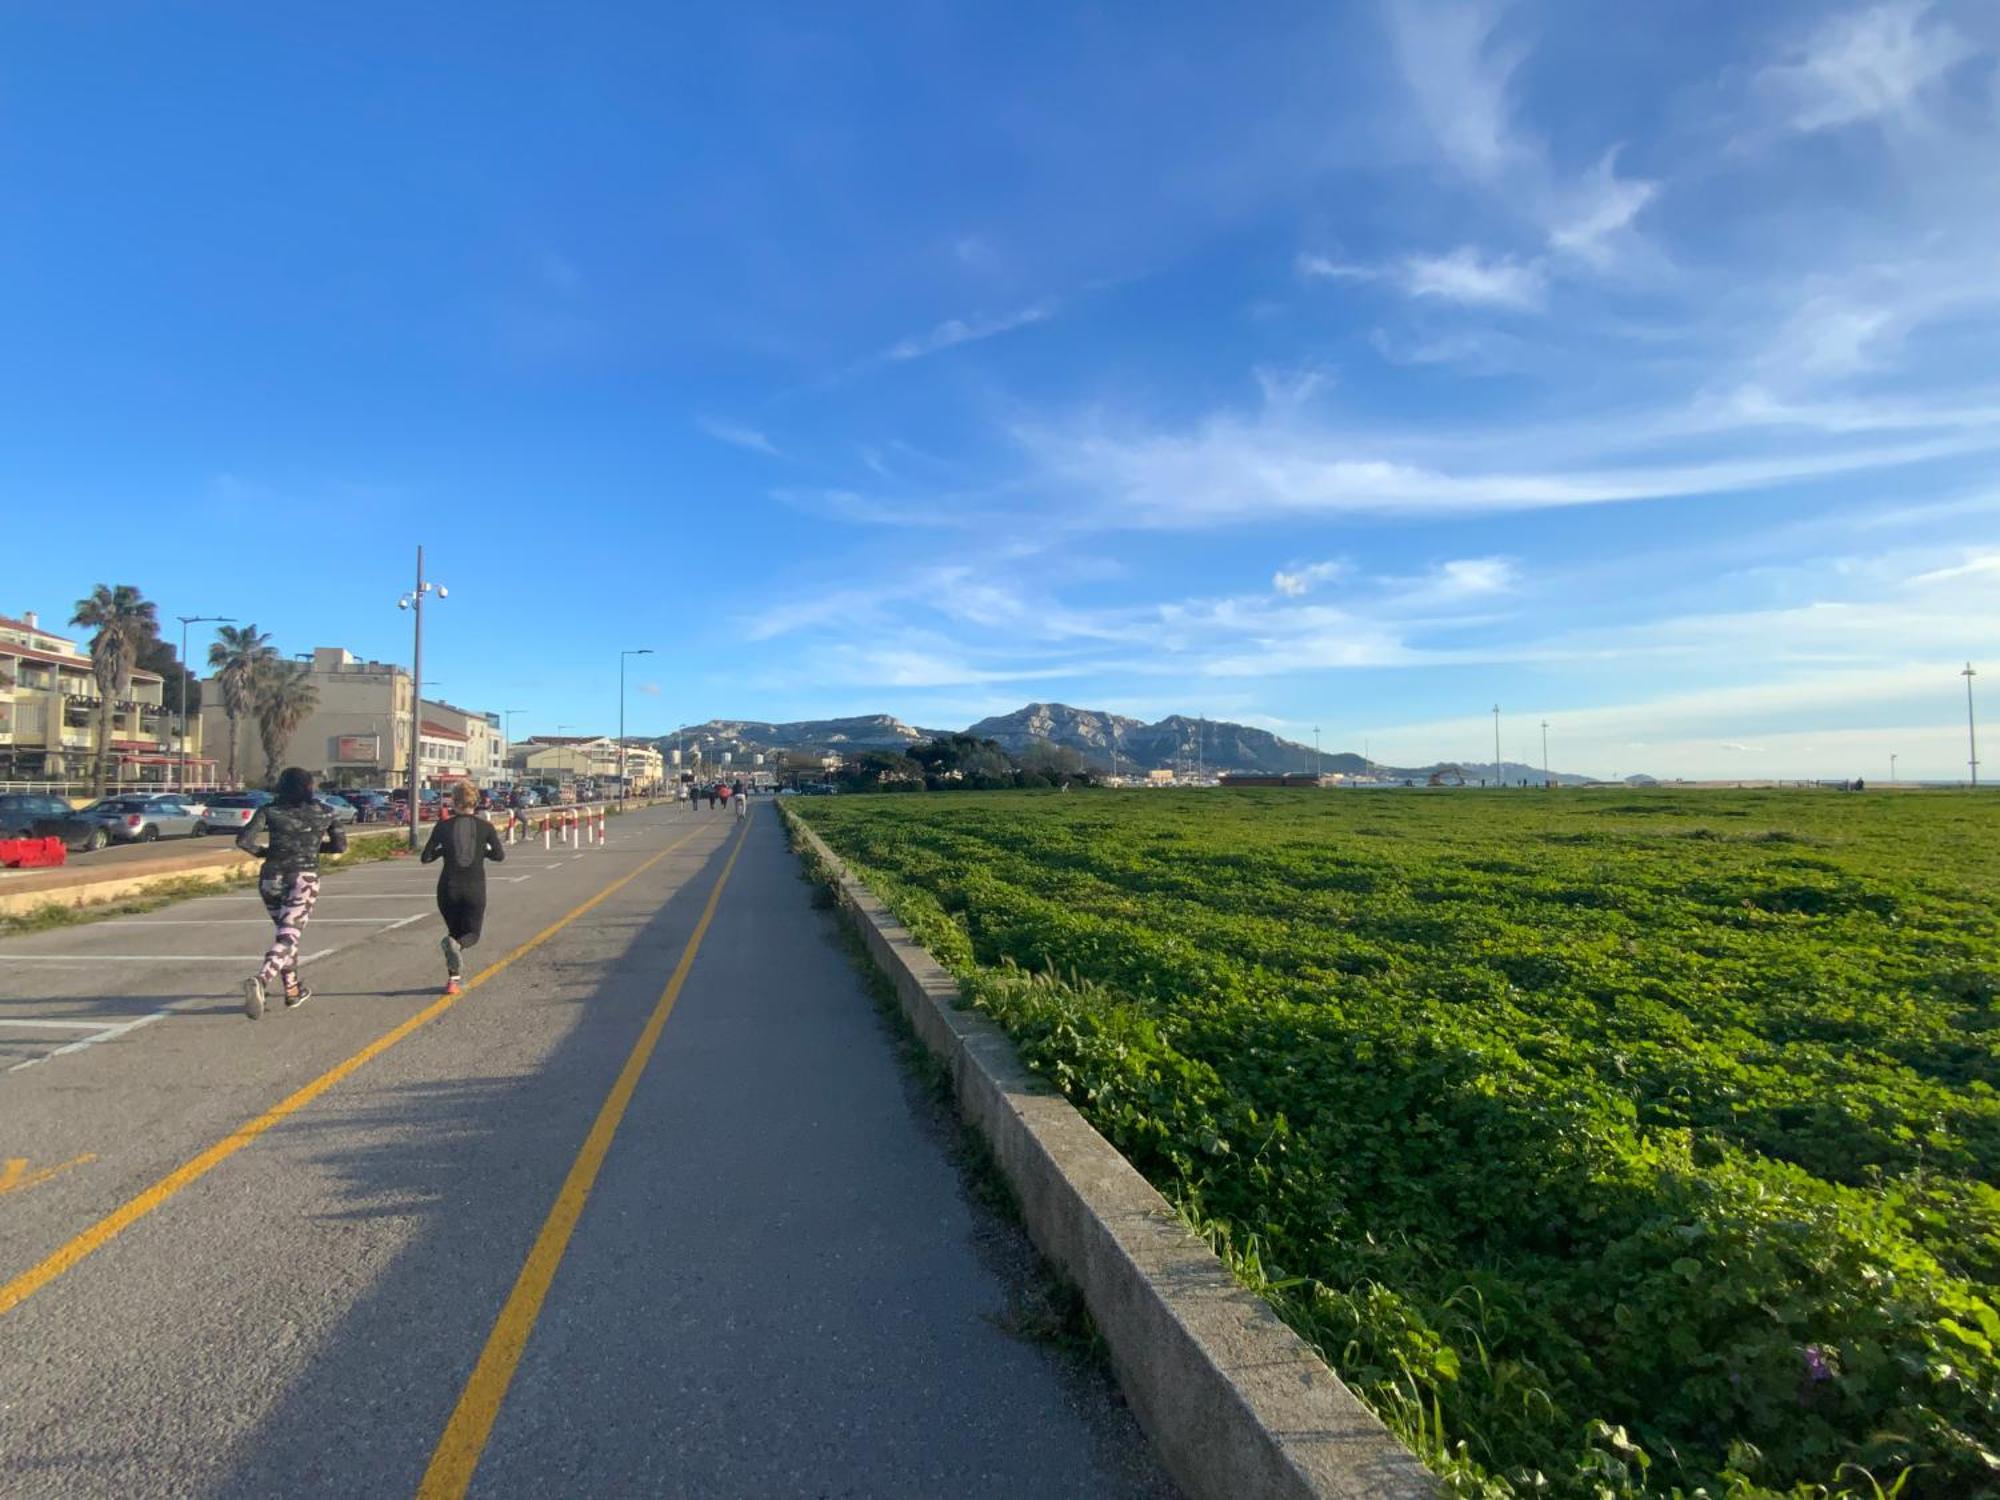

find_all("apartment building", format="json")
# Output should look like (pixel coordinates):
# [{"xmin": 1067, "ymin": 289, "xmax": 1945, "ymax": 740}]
[
  {"xmin": 0, "ymin": 610, "xmax": 188, "ymax": 783},
  {"xmin": 509, "ymin": 735, "xmax": 662, "ymax": 790},
  {"xmin": 419, "ymin": 699, "xmax": 506, "ymax": 788},
  {"xmin": 202, "ymin": 645, "xmax": 413, "ymax": 788}
]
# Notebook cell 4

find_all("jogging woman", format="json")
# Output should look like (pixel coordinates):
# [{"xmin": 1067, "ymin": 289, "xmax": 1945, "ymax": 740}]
[
  {"xmin": 422, "ymin": 781, "xmax": 506, "ymax": 995},
  {"xmin": 239, "ymin": 767, "xmax": 346, "ymax": 1019}
]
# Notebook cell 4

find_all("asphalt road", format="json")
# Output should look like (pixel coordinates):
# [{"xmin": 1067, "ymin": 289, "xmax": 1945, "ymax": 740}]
[{"xmin": 0, "ymin": 802, "xmax": 1174, "ymax": 1498}]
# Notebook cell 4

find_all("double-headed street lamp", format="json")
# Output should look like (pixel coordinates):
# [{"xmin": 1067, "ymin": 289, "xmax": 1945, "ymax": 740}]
[
  {"xmin": 176, "ymin": 614, "xmax": 233, "ymax": 791},
  {"xmin": 620, "ymin": 649, "xmax": 654, "ymax": 801},
  {"xmin": 397, "ymin": 546, "xmax": 447, "ymax": 847}
]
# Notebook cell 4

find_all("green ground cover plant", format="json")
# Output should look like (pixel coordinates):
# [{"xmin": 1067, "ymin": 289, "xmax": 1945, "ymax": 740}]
[{"xmin": 795, "ymin": 788, "xmax": 2000, "ymax": 1497}]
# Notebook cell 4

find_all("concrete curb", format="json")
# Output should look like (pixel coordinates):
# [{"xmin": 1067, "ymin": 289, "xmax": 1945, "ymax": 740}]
[{"xmin": 785, "ymin": 810, "xmax": 1435, "ymax": 1500}]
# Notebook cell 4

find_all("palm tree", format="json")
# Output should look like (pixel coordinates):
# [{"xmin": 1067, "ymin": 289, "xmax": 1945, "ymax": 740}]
[
  {"xmin": 70, "ymin": 585, "xmax": 158, "ymax": 795},
  {"xmin": 253, "ymin": 660, "xmax": 319, "ymax": 786},
  {"xmin": 207, "ymin": 624, "xmax": 275, "ymax": 787}
]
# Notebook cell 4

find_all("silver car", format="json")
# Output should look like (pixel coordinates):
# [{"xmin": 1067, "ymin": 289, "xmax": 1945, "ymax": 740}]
[
  {"xmin": 201, "ymin": 792, "xmax": 273, "ymax": 835},
  {"xmin": 77, "ymin": 795, "xmax": 210, "ymax": 844}
]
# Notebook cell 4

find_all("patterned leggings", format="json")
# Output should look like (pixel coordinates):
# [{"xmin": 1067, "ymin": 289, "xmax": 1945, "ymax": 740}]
[{"xmin": 257, "ymin": 870, "xmax": 321, "ymax": 988}]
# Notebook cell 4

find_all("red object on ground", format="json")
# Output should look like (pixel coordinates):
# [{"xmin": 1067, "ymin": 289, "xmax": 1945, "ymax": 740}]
[{"xmin": 0, "ymin": 837, "xmax": 66, "ymax": 868}]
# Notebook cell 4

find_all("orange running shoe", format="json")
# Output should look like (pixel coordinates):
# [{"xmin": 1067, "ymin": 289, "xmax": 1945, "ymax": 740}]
[{"xmin": 445, "ymin": 976, "xmax": 463, "ymax": 996}]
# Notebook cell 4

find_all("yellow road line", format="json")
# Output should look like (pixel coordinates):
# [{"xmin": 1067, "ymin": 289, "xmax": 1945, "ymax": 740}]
[
  {"xmin": 417, "ymin": 819, "xmax": 751, "ymax": 1499},
  {"xmin": 0, "ymin": 821, "xmax": 711, "ymax": 1320}
]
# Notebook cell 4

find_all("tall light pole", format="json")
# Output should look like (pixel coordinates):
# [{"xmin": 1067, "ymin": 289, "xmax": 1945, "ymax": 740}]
[
  {"xmin": 619, "ymin": 649, "xmax": 653, "ymax": 802},
  {"xmin": 1965, "ymin": 663, "xmax": 1980, "ymax": 788},
  {"xmin": 1492, "ymin": 704, "xmax": 1502, "ymax": 788},
  {"xmin": 1313, "ymin": 725, "xmax": 1321, "ymax": 779},
  {"xmin": 175, "ymin": 614, "xmax": 232, "ymax": 792},
  {"xmin": 397, "ymin": 546, "xmax": 447, "ymax": 847},
  {"xmin": 1541, "ymin": 719, "xmax": 1550, "ymax": 788}
]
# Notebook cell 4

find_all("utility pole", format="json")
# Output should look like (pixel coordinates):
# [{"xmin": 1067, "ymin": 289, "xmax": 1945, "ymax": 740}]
[
  {"xmin": 1965, "ymin": 663, "xmax": 1981, "ymax": 788},
  {"xmin": 1492, "ymin": 703, "xmax": 1502, "ymax": 788},
  {"xmin": 175, "ymin": 613, "xmax": 231, "ymax": 792},
  {"xmin": 397, "ymin": 547, "xmax": 446, "ymax": 848},
  {"xmin": 620, "ymin": 649, "xmax": 653, "ymax": 803},
  {"xmin": 1541, "ymin": 719, "xmax": 1550, "ymax": 788}
]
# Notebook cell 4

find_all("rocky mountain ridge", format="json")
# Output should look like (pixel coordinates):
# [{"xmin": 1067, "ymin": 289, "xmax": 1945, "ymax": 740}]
[{"xmin": 662, "ymin": 702, "xmax": 1596, "ymax": 782}]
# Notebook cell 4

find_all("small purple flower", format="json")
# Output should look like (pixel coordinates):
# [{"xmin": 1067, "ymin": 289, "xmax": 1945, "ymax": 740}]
[{"xmin": 1802, "ymin": 1344, "xmax": 1833, "ymax": 1383}]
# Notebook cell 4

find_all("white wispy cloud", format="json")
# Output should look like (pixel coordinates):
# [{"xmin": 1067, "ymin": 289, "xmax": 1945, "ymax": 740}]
[
  {"xmin": 882, "ymin": 300, "xmax": 1055, "ymax": 362},
  {"xmin": 1385, "ymin": 0, "xmax": 1529, "ymax": 186},
  {"xmin": 1760, "ymin": 0, "xmax": 1973, "ymax": 134},
  {"xmin": 696, "ymin": 416, "xmax": 782, "ymax": 458},
  {"xmin": 1272, "ymin": 559, "xmax": 1348, "ymax": 597},
  {"xmin": 1023, "ymin": 409, "xmax": 2000, "ymax": 528},
  {"xmin": 1403, "ymin": 248, "xmax": 1546, "ymax": 309},
  {"xmin": 1548, "ymin": 150, "xmax": 1658, "ymax": 268},
  {"xmin": 1382, "ymin": 0, "xmax": 1659, "ymax": 272},
  {"xmin": 1302, "ymin": 247, "xmax": 1545, "ymax": 310}
]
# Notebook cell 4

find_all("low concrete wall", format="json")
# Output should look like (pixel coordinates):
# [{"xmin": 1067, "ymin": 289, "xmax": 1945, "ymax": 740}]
[{"xmin": 786, "ymin": 811, "xmax": 1434, "ymax": 1500}]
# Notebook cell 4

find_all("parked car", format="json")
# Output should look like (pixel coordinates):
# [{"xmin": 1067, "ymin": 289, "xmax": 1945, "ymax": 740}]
[
  {"xmin": 46, "ymin": 795, "xmax": 209, "ymax": 850},
  {"xmin": 343, "ymin": 790, "xmax": 393, "ymax": 822},
  {"xmin": 0, "ymin": 793, "xmax": 75, "ymax": 838},
  {"xmin": 314, "ymin": 792, "xmax": 359, "ymax": 825},
  {"xmin": 198, "ymin": 791, "xmax": 273, "ymax": 835}
]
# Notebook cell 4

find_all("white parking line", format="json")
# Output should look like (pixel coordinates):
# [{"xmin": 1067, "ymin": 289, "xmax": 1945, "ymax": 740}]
[
  {"xmin": 0, "ymin": 1019, "xmax": 108, "ymax": 1030},
  {"xmin": 8, "ymin": 1013, "xmax": 165, "ymax": 1072}
]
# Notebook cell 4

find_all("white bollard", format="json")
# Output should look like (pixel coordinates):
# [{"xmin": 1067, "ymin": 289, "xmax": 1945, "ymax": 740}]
[{"xmin": 543, "ymin": 820, "xmax": 551, "ymax": 852}]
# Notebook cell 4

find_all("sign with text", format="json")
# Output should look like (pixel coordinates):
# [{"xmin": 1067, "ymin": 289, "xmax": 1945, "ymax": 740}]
[{"xmin": 335, "ymin": 733, "xmax": 381, "ymax": 764}]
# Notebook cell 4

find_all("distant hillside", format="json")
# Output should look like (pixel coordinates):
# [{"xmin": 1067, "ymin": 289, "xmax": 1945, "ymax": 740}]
[
  {"xmin": 662, "ymin": 702, "xmax": 1601, "ymax": 781},
  {"xmin": 659, "ymin": 715, "xmax": 934, "ymax": 758},
  {"xmin": 967, "ymin": 703, "xmax": 1328, "ymax": 775}
]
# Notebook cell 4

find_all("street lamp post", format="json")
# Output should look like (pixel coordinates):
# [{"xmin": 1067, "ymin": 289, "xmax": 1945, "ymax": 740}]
[
  {"xmin": 1965, "ymin": 663, "xmax": 1980, "ymax": 789},
  {"xmin": 1492, "ymin": 704, "xmax": 1502, "ymax": 788},
  {"xmin": 175, "ymin": 614, "xmax": 233, "ymax": 792},
  {"xmin": 1313, "ymin": 725, "xmax": 1320, "ymax": 779},
  {"xmin": 619, "ymin": 649, "xmax": 653, "ymax": 803},
  {"xmin": 1890, "ymin": 752, "xmax": 1898, "ymax": 785},
  {"xmin": 1541, "ymin": 720, "xmax": 1550, "ymax": 788},
  {"xmin": 397, "ymin": 546, "xmax": 447, "ymax": 847}
]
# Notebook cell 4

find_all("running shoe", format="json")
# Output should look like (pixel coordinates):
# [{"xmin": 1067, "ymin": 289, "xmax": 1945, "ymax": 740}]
[
  {"xmin": 283, "ymin": 984, "xmax": 313, "ymax": 1010},
  {"xmin": 444, "ymin": 976, "xmax": 463, "ymax": 997},
  {"xmin": 243, "ymin": 976, "xmax": 266, "ymax": 1020}
]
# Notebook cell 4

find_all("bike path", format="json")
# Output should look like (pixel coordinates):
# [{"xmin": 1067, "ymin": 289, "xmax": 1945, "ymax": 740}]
[{"xmin": 0, "ymin": 805, "xmax": 1173, "ymax": 1498}]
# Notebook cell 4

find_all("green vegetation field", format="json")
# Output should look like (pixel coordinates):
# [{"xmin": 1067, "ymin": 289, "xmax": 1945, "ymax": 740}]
[{"xmin": 795, "ymin": 788, "xmax": 2000, "ymax": 1498}]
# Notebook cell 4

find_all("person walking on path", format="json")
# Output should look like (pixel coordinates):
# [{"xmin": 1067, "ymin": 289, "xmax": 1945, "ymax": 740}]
[
  {"xmin": 238, "ymin": 766, "xmax": 346, "ymax": 1020},
  {"xmin": 732, "ymin": 779, "xmax": 748, "ymax": 820},
  {"xmin": 707, "ymin": 783, "xmax": 719, "ymax": 811},
  {"xmin": 422, "ymin": 780, "xmax": 506, "ymax": 996}
]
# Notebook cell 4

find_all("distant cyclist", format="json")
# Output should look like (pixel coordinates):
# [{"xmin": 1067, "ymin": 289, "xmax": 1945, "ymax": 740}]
[
  {"xmin": 239, "ymin": 766, "xmax": 346, "ymax": 1019},
  {"xmin": 422, "ymin": 781, "xmax": 506, "ymax": 996}
]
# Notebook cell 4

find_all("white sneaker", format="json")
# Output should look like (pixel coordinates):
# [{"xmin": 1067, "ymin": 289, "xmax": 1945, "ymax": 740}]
[{"xmin": 244, "ymin": 976, "xmax": 266, "ymax": 1020}]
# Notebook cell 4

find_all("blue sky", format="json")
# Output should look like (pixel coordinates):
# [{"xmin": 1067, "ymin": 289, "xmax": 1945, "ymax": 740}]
[{"xmin": 4, "ymin": 2, "xmax": 1997, "ymax": 778}]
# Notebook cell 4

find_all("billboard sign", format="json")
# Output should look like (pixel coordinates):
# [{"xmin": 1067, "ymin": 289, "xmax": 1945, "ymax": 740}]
[{"xmin": 335, "ymin": 734, "xmax": 381, "ymax": 764}]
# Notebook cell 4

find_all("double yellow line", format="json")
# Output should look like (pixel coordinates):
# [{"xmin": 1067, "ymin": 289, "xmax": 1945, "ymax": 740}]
[{"xmin": 0, "ymin": 822, "xmax": 706, "ymax": 1319}]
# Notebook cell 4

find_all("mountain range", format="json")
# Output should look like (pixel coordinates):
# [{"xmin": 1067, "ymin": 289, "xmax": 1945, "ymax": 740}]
[{"xmin": 662, "ymin": 703, "xmax": 1598, "ymax": 783}]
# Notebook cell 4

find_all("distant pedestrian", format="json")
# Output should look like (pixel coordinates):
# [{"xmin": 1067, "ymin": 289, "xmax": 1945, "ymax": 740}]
[
  {"xmin": 707, "ymin": 784, "xmax": 719, "ymax": 810},
  {"xmin": 238, "ymin": 766, "xmax": 346, "ymax": 1019},
  {"xmin": 422, "ymin": 780, "xmax": 506, "ymax": 997},
  {"xmin": 732, "ymin": 779, "xmax": 747, "ymax": 819}
]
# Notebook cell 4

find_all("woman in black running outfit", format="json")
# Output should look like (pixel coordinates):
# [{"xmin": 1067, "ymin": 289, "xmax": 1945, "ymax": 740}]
[
  {"xmin": 238, "ymin": 767, "xmax": 346, "ymax": 1019},
  {"xmin": 422, "ymin": 781, "xmax": 506, "ymax": 995}
]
